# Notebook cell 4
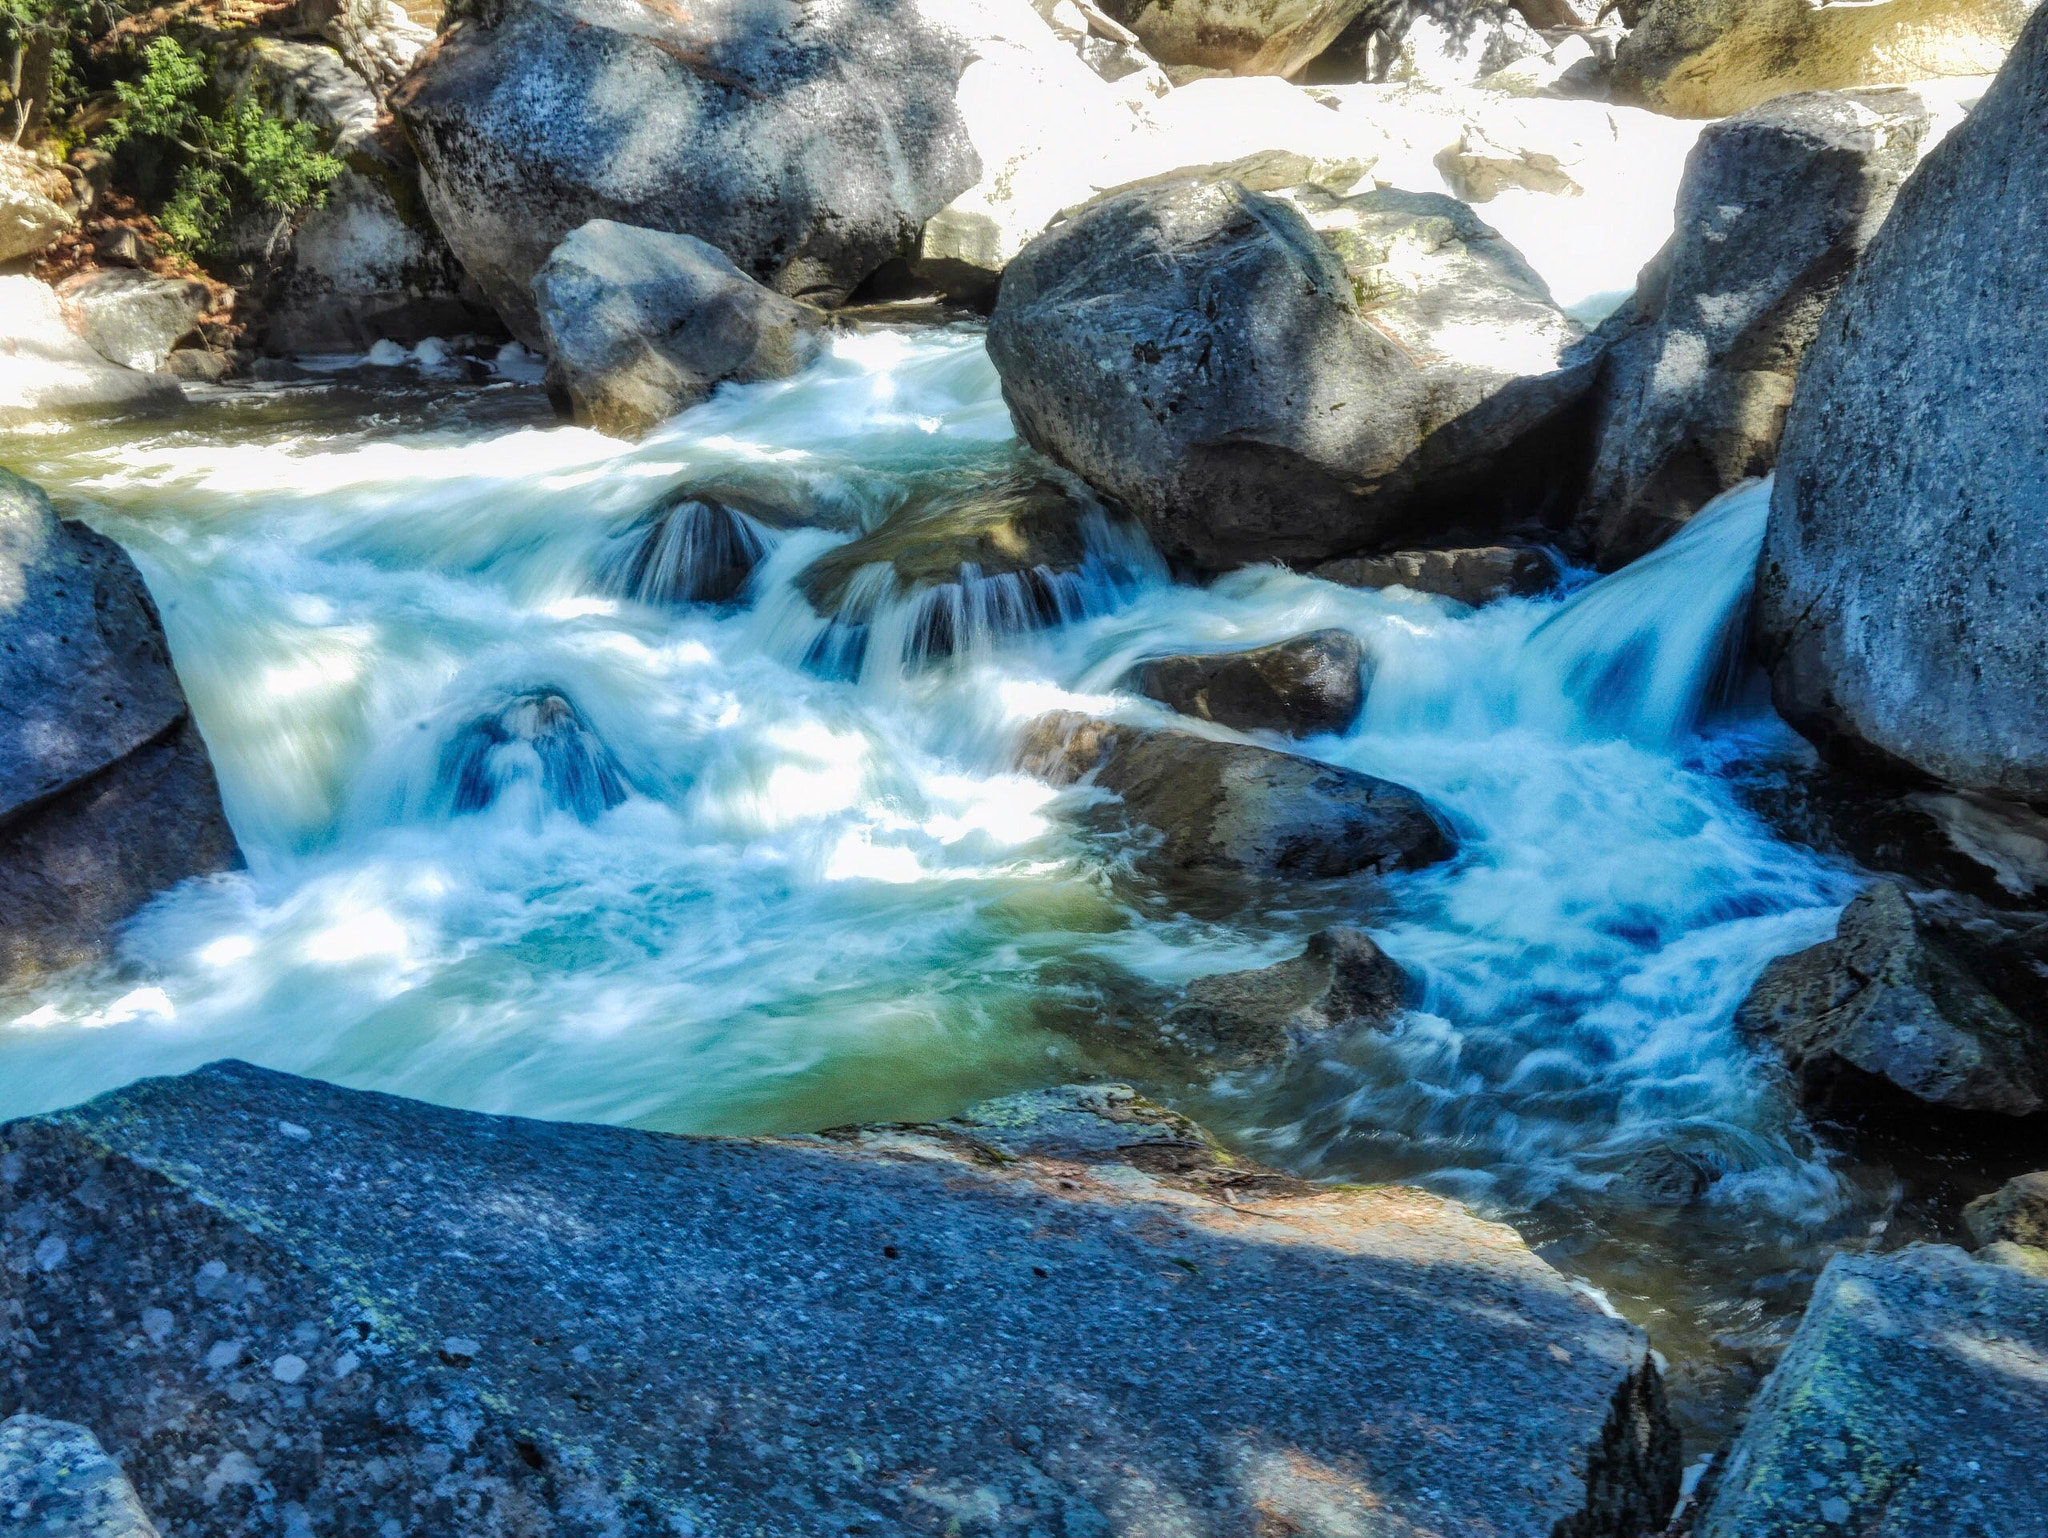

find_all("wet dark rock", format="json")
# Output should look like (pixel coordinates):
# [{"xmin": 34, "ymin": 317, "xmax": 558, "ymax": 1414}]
[
  {"xmin": 1697, "ymin": 1244, "xmax": 2048, "ymax": 1538},
  {"xmin": 1578, "ymin": 89, "xmax": 1930, "ymax": 569},
  {"xmin": 1736, "ymin": 883, "xmax": 2045, "ymax": 1117},
  {"xmin": 1017, "ymin": 709, "xmax": 1453, "ymax": 883},
  {"xmin": 391, "ymin": 0, "xmax": 979, "ymax": 343},
  {"xmin": 0, "ymin": 471, "xmax": 240, "ymax": 991},
  {"xmin": 1311, "ymin": 543, "xmax": 1560, "ymax": 605},
  {"xmin": 1756, "ymin": 9, "xmax": 2048, "ymax": 799},
  {"xmin": 1162, "ymin": 926, "xmax": 1413, "ymax": 1068},
  {"xmin": 602, "ymin": 486, "xmax": 803, "ymax": 609},
  {"xmin": 0, "ymin": 1415, "xmax": 160, "ymax": 1538},
  {"xmin": 1124, "ymin": 629, "xmax": 1366, "ymax": 738},
  {"xmin": 986, "ymin": 179, "xmax": 1596, "ymax": 574},
  {"xmin": 0, "ymin": 1061, "xmax": 1679, "ymax": 1538},
  {"xmin": 438, "ymin": 690, "xmax": 628, "ymax": 822},
  {"xmin": 796, "ymin": 472, "xmax": 1126, "ymax": 670},
  {"xmin": 532, "ymin": 221, "xmax": 829, "ymax": 438},
  {"xmin": 1963, "ymin": 1170, "xmax": 2048, "ymax": 1252}
]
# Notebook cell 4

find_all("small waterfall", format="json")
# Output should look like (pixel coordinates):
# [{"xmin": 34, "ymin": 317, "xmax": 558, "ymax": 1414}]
[
  {"xmin": 1521, "ymin": 480, "xmax": 1770, "ymax": 745},
  {"xmin": 437, "ymin": 691, "xmax": 630, "ymax": 823},
  {"xmin": 601, "ymin": 489, "xmax": 784, "ymax": 609}
]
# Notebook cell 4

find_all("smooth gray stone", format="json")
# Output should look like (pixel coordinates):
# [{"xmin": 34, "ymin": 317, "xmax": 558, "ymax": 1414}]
[
  {"xmin": 1757, "ymin": 7, "xmax": 2048, "ymax": 797},
  {"xmin": 1125, "ymin": 629, "xmax": 1367, "ymax": 739},
  {"xmin": 1699, "ymin": 1244, "xmax": 2048, "ymax": 1538},
  {"xmin": 0, "ymin": 1061, "xmax": 1677, "ymax": 1537}
]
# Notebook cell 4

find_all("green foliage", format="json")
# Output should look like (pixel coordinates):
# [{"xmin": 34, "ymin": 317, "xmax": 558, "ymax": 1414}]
[
  {"xmin": 99, "ymin": 36, "xmax": 343, "ymax": 263},
  {"xmin": 0, "ymin": 0, "xmax": 97, "ymax": 141}
]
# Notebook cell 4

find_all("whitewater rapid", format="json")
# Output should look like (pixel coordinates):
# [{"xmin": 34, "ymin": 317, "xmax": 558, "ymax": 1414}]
[{"xmin": 2, "ymin": 328, "xmax": 1857, "ymax": 1250}]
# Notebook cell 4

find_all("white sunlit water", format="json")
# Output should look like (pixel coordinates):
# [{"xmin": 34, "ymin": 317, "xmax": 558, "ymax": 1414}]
[{"xmin": 1, "ymin": 329, "xmax": 1859, "ymax": 1264}]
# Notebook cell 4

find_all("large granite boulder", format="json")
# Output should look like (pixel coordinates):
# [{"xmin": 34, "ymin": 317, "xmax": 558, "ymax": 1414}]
[
  {"xmin": 0, "ymin": 1062, "xmax": 1680, "ymax": 1537},
  {"xmin": 1162, "ymin": 925, "xmax": 1413, "ymax": 1067},
  {"xmin": 237, "ymin": 38, "xmax": 486, "ymax": 354},
  {"xmin": 1735, "ymin": 883, "xmax": 2044, "ymax": 1117},
  {"xmin": 1698, "ymin": 1245, "xmax": 2048, "ymax": 1538},
  {"xmin": 57, "ymin": 270, "xmax": 212, "ymax": 373},
  {"xmin": 391, "ymin": 0, "xmax": 980, "ymax": 343},
  {"xmin": 1964, "ymin": 1170, "xmax": 2048, "ymax": 1252},
  {"xmin": 1756, "ymin": 9, "xmax": 2048, "ymax": 798},
  {"xmin": 0, "ymin": 1416, "xmax": 161, "ymax": 1538},
  {"xmin": 987, "ymin": 179, "xmax": 1595, "ymax": 573},
  {"xmin": 0, "ymin": 278, "xmax": 184, "ymax": 424},
  {"xmin": 1577, "ymin": 89, "xmax": 1930, "ymax": 567},
  {"xmin": 1124, "ymin": 628, "xmax": 1366, "ymax": 737},
  {"xmin": 1094, "ymin": 0, "xmax": 1374, "ymax": 77},
  {"xmin": 532, "ymin": 221, "xmax": 827, "ymax": 437},
  {"xmin": 0, "ymin": 472, "xmax": 241, "ymax": 989},
  {"xmin": 1016, "ymin": 709, "xmax": 1453, "ymax": 882},
  {"xmin": 1614, "ymin": 0, "xmax": 2036, "ymax": 117},
  {"xmin": 0, "ymin": 143, "xmax": 77, "ymax": 263}
]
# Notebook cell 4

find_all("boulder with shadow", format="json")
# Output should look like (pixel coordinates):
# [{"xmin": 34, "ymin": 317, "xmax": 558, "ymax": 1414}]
[
  {"xmin": 0, "ymin": 278, "xmax": 184, "ymax": 424},
  {"xmin": 1312, "ymin": 543, "xmax": 1559, "ymax": 604},
  {"xmin": 532, "ymin": 221, "xmax": 828, "ymax": 438},
  {"xmin": 0, "ymin": 1061, "xmax": 1680, "ymax": 1537},
  {"xmin": 1756, "ymin": 6, "xmax": 2048, "ymax": 799},
  {"xmin": 1577, "ymin": 88, "xmax": 1932, "ymax": 568},
  {"xmin": 1162, "ymin": 925, "xmax": 1414, "ymax": 1068},
  {"xmin": 1125, "ymin": 628, "xmax": 1366, "ymax": 738},
  {"xmin": 987, "ymin": 178, "xmax": 1597, "ymax": 573},
  {"xmin": 391, "ymin": 0, "xmax": 980, "ymax": 343},
  {"xmin": 0, "ymin": 471, "xmax": 240, "ymax": 991},
  {"xmin": 1017, "ymin": 708, "xmax": 1452, "ymax": 883}
]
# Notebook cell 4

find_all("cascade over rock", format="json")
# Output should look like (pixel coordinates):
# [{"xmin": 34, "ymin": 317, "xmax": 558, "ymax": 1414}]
[
  {"xmin": 391, "ymin": 0, "xmax": 981, "ymax": 343},
  {"xmin": 0, "ymin": 471, "xmax": 241, "ymax": 990},
  {"xmin": 1613, "ymin": 0, "xmax": 2036, "ymax": 117},
  {"xmin": 987, "ymin": 178, "xmax": 1595, "ymax": 573},
  {"xmin": 0, "ymin": 1062, "xmax": 1678, "ymax": 1538},
  {"xmin": 1579, "ymin": 88, "xmax": 1932, "ymax": 568},
  {"xmin": 532, "ymin": 222, "xmax": 827, "ymax": 438},
  {"xmin": 1756, "ymin": 6, "xmax": 2048, "ymax": 797}
]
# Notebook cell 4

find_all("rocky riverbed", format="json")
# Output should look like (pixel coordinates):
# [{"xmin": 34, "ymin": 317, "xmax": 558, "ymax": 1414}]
[{"xmin": 3, "ymin": 0, "xmax": 2048, "ymax": 1533}]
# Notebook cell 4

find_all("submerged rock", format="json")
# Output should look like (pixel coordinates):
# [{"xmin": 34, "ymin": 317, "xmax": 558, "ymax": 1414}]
[
  {"xmin": 602, "ymin": 486, "xmax": 800, "ymax": 609},
  {"xmin": 1736, "ymin": 883, "xmax": 2044, "ymax": 1117},
  {"xmin": 391, "ymin": 0, "xmax": 978, "ymax": 341},
  {"xmin": 1017, "ymin": 709, "xmax": 1453, "ymax": 882},
  {"xmin": 1697, "ymin": 1244, "xmax": 2048, "ymax": 1538},
  {"xmin": 0, "ymin": 1416, "xmax": 161, "ymax": 1538},
  {"xmin": 1163, "ymin": 925, "xmax": 1413, "ymax": 1067},
  {"xmin": 438, "ymin": 690, "xmax": 629, "ymax": 822},
  {"xmin": 987, "ymin": 179, "xmax": 1595, "ymax": 572},
  {"xmin": 1613, "ymin": 0, "xmax": 2030, "ymax": 117},
  {"xmin": 0, "ymin": 1061, "xmax": 1678, "ymax": 1537},
  {"xmin": 795, "ymin": 472, "xmax": 1133, "ymax": 671},
  {"xmin": 1578, "ymin": 89, "xmax": 1931, "ymax": 568},
  {"xmin": 1125, "ymin": 629, "xmax": 1366, "ymax": 738},
  {"xmin": 1311, "ymin": 543, "xmax": 1560, "ymax": 604},
  {"xmin": 0, "ymin": 277, "xmax": 184, "ymax": 424},
  {"xmin": 1756, "ymin": 7, "xmax": 2048, "ymax": 798},
  {"xmin": 57, "ymin": 270, "xmax": 212, "ymax": 374},
  {"xmin": 0, "ymin": 471, "xmax": 240, "ymax": 990},
  {"xmin": 533, "ymin": 221, "xmax": 827, "ymax": 438}
]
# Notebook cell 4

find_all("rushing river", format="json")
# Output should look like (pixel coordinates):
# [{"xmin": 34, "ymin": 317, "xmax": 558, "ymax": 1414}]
[{"xmin": 0, "ymin": 327, "xmax": 1888, "ymax": 1443}]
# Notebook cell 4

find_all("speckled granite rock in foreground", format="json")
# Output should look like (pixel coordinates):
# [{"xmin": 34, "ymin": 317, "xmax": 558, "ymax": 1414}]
[
  {"xmin": 1698, "ymin": 1244, "xmax": 2048, "ymax": 1538},
  {"xmin": 0, "ymin": 1062, "xmax": 1676, "ymax": 1538},
  {"xmin": 0, "ymin": 1415, "xmax": 160, "ymax": 1537}
]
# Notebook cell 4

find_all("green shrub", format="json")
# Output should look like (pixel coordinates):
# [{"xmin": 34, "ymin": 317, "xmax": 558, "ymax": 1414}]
[{"xmin": 99, "ymin": 36, "xmax": 342, "ymax": 262}]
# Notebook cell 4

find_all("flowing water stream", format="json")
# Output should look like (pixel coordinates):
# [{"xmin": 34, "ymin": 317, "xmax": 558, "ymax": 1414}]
[{"xmin": 0, "ymin": 326, "xmax": 1890, "ymax": 1445}]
